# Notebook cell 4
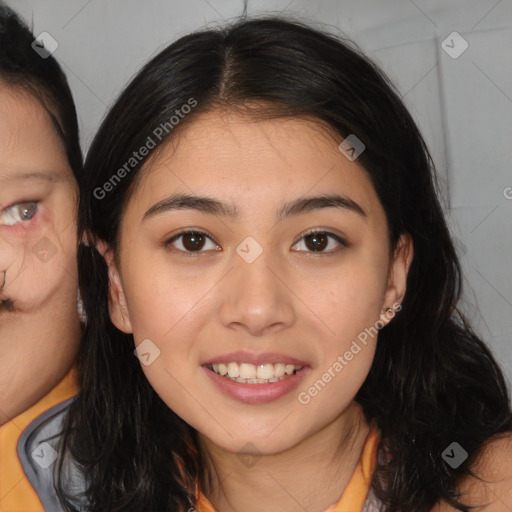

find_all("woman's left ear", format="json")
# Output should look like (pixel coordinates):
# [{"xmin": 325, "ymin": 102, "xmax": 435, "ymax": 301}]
[{"xmin": 380, "ymin": 233, "xmax": 414, "ymax": 323}]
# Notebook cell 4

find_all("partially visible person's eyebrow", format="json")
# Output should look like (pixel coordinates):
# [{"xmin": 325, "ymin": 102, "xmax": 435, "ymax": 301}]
[
  {"xmin": 143, "ymin": 193, "xmax": 367, "ymax": 222},
  {"xmin": 0, "ymin": 171, "xmax": 63, "ymax": 184}
]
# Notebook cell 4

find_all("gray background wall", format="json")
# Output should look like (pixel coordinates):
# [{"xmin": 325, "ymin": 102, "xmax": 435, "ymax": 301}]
[{"xmin": 8, "ymin": 0, "xmax": 512, "ymax": 384}]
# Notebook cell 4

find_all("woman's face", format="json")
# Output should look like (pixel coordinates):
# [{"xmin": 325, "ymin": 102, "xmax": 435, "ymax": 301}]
[
  {"xmin": 108, "ymin": 109, "xmax": 412, "ymax": 454},
  {"xmin": 0, "ymin": 86, "xmax": 79, "ymax": 422}
]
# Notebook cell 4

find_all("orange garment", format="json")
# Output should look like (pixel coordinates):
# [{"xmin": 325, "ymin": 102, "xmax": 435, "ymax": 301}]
[
  {"xmin": 195, "ymin": 425, "xmax": 380, "ymax": 512},
  {"xmin": 0, "ymin": 368, "xmax": 78, "ymax": 512}
]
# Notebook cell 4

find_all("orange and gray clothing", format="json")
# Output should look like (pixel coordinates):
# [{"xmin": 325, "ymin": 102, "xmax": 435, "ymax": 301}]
[
  {"xmin": 1, "ymin": 370, "xmax": 381, "ymax": 512},
  {"xmin": 0, "ymin": 369, "xmax": 78, "ymax": 511}
]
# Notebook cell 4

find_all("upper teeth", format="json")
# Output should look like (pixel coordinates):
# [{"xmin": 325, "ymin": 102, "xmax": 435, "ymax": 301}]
[{"xmin": 211, "ymin": 362, "xmax": 302, "ymax": 380}]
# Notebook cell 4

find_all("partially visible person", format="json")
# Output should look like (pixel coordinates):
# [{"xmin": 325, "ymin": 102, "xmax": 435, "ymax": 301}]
[{"xmin": 0, "ymin": 3, "xmax": 83, "ymax": 510}]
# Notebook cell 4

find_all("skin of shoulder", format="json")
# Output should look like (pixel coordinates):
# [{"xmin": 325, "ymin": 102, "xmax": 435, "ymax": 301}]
[{"xmin": 432, "ymin": 433, "xmax": 512, "ymax": 511}]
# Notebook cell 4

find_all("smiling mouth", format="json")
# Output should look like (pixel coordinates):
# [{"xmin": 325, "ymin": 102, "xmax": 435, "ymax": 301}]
[{"xmin": 206, "ymin": 362, "xmax": 304, "ymax": 384}]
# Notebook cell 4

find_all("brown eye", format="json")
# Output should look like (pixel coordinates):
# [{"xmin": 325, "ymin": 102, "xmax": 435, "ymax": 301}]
[
  {"xmin": 182, "ymin": 232, "xmax": 206, "ymax": 251},
  {"xmin": 293, "ymin": 230, "xmax": 347, "ymax": 254},
  {"xmin": 165, "ymin": 230, "xmax": 220, "ymax": 254},
  {"xmin": 304, "ymin": 232, "xmax": 329, "ymax": 252}
]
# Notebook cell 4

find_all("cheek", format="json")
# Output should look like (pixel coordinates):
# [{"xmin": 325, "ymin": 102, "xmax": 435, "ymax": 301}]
[
  {"xmin": 299, "ymin": 256, "xmax": 388, "ymax": 341},
  {"xmin": 126, "ymin": 275, "xmax": 211, "ymax": 389},
  {"xmin": 123, "ymin": 253, "xmax": 212, "ymax": 341},
  {"xmin": 122, "ymin": 260, "xmax": 215, "ymax": 422},
  {"xmin": 293, "ymin": 253, "xmax": 386, "ymax": 400},
  {"xmin": 139, "ymin": 360, "xmax": 214, "ymax": 440},
  {"xmin": 295, "ymin": 340, "xmax": 376, "ymax": 440},
  {"xmin": 0, "ymin": 207, "xmax": 77, "ymax": 311}
]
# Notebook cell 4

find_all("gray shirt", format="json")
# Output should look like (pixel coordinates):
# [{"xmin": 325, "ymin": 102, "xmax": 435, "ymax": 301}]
[{"xmin": 17, "ymin": 398, "xmax": 88, "ymax": 511}]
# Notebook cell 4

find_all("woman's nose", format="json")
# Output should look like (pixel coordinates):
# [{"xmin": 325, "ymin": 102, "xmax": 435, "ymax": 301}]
[{"xmin": 218, "ymin": 248, "xmax": 296, "ymax": 337}]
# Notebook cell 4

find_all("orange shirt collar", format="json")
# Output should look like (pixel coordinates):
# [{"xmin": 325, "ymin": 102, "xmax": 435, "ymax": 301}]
[{"xmin": 0, "ymin": 367, "xmax": 79, "ymax": 512}]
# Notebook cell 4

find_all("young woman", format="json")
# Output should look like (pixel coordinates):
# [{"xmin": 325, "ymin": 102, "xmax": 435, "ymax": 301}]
[
  {"xmin": 0, "ymin": 4, "xmax": 83, "ymax": 511},
  {"xmin": 58, "ymin": 16, "xmax": 512, "ymax": 512}
]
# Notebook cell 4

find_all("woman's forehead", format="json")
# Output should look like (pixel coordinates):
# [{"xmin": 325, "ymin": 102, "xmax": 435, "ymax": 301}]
[
  {"xmin": 0, "ymin": 88, "xmax": 73, "ymax": 185},
  {"xmin": 121, "ymin": 111, "xmax": 386, "ymax": 234},
  {"xmin": 138, "ymin": 110, "xmax": 369, "ymax": 194}
]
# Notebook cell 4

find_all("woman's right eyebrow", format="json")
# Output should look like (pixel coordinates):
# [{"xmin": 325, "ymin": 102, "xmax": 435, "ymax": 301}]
[{"xmin": 142, "ymin": 192, "xmax": 368, "ymax": 223}]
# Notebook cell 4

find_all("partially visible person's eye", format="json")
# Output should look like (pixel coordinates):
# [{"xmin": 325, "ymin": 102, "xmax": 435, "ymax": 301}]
[
  {"xmin": 292, "ymin": 229, "xmax": 348, "ymax": 254},
  {"xmin": 0, "ymin": 201, "xmax": 38, "ymax": 226},
  {"xmin": 165, "ymin": 229, "xmax": 221, "ymax": 256}
]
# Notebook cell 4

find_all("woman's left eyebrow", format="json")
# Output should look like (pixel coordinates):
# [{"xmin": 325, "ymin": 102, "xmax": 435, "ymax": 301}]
[{"xmin": 143, "ymin": 193, "xmax": 367, "ymax": 222}]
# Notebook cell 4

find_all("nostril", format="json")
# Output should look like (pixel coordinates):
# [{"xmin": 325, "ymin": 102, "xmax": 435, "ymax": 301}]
[{"xmin": 0, "ymin": 270, "xmax": 16, "ymax": 313}]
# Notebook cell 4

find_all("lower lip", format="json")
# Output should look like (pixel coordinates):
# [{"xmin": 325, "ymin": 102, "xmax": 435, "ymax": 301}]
[{"xmin": 203, "ymin": 366, "xmax": 310, "ymax": 404}]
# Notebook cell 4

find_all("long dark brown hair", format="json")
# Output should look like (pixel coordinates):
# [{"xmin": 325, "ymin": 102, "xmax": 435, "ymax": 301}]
[
  {"xmin": 57, "ymin": 15, "xmax": 512, "ymax": 512},
  {"xmin": 0, "ymin": 2, "xmax": 82, "ymax": 179}
]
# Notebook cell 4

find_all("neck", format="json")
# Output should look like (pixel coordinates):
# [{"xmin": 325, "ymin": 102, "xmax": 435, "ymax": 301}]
[{"xmin": 199, "ymin": 401, "xmax": 370, "ymax": 512}]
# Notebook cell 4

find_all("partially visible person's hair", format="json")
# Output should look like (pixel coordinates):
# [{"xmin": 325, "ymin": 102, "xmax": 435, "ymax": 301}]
[
  {"xmin": 57, "ymin": 15, "xmax": 512, "ymax": 512},
  {"xmin": 0, "ymin": 2, "xmax": 82, "ymax": 177}
]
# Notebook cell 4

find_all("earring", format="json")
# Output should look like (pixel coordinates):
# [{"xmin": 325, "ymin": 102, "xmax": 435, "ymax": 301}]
[
  {"xmin": 77, "ymin": 288, "xmax": 87, "ymax": 324},
  {"xmin": 385, "ymin": 307, "xmax": 393, "ymax": 313}
]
